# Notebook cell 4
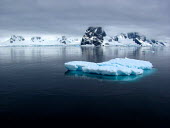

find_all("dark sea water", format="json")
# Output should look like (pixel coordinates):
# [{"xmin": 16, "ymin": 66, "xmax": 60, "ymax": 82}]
[{"xmin": 0, "ymin": 46, "xmax": 170, "ymax": 121}]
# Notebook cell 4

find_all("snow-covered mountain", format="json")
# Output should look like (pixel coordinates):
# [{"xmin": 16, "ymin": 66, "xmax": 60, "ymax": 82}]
[
  {"xmin": 81, "ymin": 27, "xmax": 106, "ymax": 46},
  {"xmin": 10, "ymin": 35, "xmax": 25, "ymax": 43},
  {"xmin": 103, "ymin": 32, "xmax": 167, "ymax": 47},
  {"xmin": 0, "ymin": 35, "xmax": 81, "ymax": 46},
  {"xmin": 31, "ymin": 37, "xmax": 44, "ymax": 42},
  {"xmin": 0, "ymin": 33, "xmax": 167, "ymax": 47},
  {"xmin": 56, "ymin": 36, "xmax": 81, "ymax": 45}
]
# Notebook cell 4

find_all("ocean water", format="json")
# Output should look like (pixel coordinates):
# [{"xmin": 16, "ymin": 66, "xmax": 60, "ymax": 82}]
[{"xmin": 0, "ymin": 46, "xmax": 170, "ymax": 121}]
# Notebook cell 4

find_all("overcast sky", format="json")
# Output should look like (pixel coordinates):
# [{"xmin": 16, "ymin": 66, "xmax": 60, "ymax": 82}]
[{"xmin": 0, "ymin": 0, "xmax": 170, "ymax": 41}]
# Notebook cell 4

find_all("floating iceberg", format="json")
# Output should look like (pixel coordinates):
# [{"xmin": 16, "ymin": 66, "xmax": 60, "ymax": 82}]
[
  {"xmin": 65, "ymin": 69, "xmax": 156, "ymax": 82},
  {"xmin": 64, "ymin": 58, "xmax": 153, "ymax": 76}
]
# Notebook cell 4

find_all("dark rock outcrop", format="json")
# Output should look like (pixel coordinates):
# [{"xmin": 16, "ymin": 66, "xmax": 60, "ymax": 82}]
[
  {"xmin": 10, "ymin": 35, "xmax": 25, "ymax": 43},
  {"xmin": 81, "ymin": 27, "xmax": 106, "ymax": 46},
  {"xmin": 60, "ymin": 36, "xmax": 67, "ymax": 44},
  {"xmin": 56, "ymin": 36, "xmax": 70, "ymax": 44},
  {"xmin": 127, "ymin": 32, "xmax": 146, "ymax": 42},
  {"xmin": 31, "ymin": 37, "xmax": 44, "ymax": 42}
]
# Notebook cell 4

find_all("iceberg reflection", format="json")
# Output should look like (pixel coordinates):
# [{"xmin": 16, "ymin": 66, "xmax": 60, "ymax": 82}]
[{"xmin": 65, "ymin": 69, "xmax": 156, "ymax": 82}]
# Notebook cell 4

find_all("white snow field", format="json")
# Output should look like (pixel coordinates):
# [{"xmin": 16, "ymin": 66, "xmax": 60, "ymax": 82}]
[
  {"xmin": 64, "ymin": 58, "xmax": 153, "ymax": 76},
  {"xmin": 0, "ymin": 36, "xmax": 81, "ymax": 46}
]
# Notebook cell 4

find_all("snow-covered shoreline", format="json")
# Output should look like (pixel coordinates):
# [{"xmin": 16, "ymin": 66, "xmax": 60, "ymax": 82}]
[
  {"xmin": 0, "ymin": 32, "xmax": 168, "ymax": 47},
  {"xmin": 0, "ymin": 41, "xmax": 167, "ymax": 47}
]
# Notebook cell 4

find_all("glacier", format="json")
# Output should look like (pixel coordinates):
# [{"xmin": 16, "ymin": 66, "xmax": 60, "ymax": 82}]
[{"xmin": 64, "ymin": 58, "xmax": 153, "ymax": 76}]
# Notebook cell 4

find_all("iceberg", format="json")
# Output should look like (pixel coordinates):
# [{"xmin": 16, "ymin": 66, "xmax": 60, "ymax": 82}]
[
  {"xmin": 64, "ymin": 58, "xmax": 153, "ymax": 76},
  {"xmin": 65, "ymin": 69, "xmax": 156, "ymax": 82}
]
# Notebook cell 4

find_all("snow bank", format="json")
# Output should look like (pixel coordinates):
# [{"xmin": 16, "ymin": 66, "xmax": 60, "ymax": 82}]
[{"xmin": 64, "ymin": 58, "xmax": 153, "ymax": 76}]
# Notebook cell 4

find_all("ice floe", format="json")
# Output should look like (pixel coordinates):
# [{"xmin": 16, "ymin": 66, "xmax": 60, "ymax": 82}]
[
  {"xmin": 64, "ymin": 58, "xmax": 153, "ymax": 76},
  {"xmin": 65, "ymin": 69, "xmax": 156, "ymax": 82}
]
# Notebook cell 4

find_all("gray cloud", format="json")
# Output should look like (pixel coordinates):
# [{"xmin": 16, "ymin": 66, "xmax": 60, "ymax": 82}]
[{"xmin": 0, "ymin": 0, "xmax": 170, "ymax": 41}]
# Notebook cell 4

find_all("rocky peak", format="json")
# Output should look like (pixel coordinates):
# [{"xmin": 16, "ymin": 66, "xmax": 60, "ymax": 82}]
[
  {"xmin": 31, "ymin": 37, "xmax": 44, "ymax": 42},
  {"xmin": 10, "ymin": 35, "xmax": 25, "ymax": 43},
  {"xmin": 81, "ymin": 27, "xmax": 106, "ymax": 46},
  {"xmin": 56, "ymin": 36, "xmax": 69, "ymax": 44},
  {"xmin": 127, "ymin": 32, "xmax": 146, "ymax": 41}
]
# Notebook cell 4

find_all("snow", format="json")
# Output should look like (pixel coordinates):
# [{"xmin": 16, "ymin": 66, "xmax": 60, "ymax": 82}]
[
  {"xmin": 31, "ymin": 37, "xmax": 44, "ymax": 42},
  {"xmin": 98, "ymin": 58, "xmax": 153, "ymax": 70},
  {"xmin": 82, "ymin": 65, "xmax": 143, "ymax": 75},
  {"xmin": 103, "ymin": 32, "xmax": 166, "ymax": 47},
  {"xmin": 64, "ymin": 61, "xmax": 97, "ymax": 71},
  {"xmin": 103, "ymin": 36, "xmax": 139, "ymax": 47},
  {"xmin": 0, "ymin": 33, "xmax": 166, "ymax": 47},
  {"xmin": 65, "ymin": 58, "xmax": 153, "ymax": 76},
  {"xmin": 136, "ymin": 39, "xmax": 152, "ymax": 47},
  {"xmin": 0, "ymin": 36, "xmax": 81, "ymax": 46}
]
